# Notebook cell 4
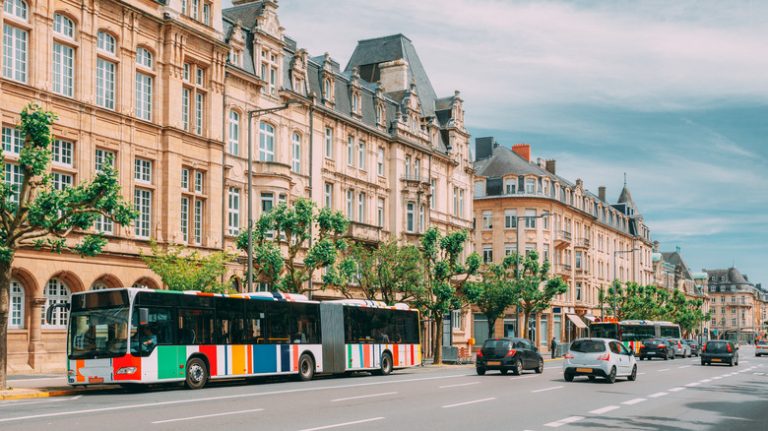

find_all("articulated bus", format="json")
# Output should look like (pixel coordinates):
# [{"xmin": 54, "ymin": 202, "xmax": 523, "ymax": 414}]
[
  {"xmin": 49, "ymin": 288, "xmax": 421, "ymax": 389},
  {"xmin": 590, "ymin": 320, "xmax": 681, "ymax": 354}
]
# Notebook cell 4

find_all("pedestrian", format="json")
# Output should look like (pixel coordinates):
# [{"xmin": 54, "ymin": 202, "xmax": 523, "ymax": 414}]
[{"xmin": 550, "ymin": 337, "xmax": 557, "ymax": 359}]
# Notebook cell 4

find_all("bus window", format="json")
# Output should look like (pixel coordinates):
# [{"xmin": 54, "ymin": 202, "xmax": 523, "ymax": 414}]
[
  {"xmin": 291, "ymin": 303, "xmax": 320, "ymax": 344},
  {"xmin": 244, "ymin": 300, "xmax": 266, "ymax": 344},
  {"xmin": 215, "ymin": 298, "xmax": 245, "ymax": 344},
  {"xmin": 178, "ymin": 308, "xmax": 214, "ymax": 345},
  {"xmin": 131, "ymin": 307, "xmax": 174, "ymax": 356},
  {"xmin": 267, "ymin": 302, "xmax": 292, "ymax": 343}
]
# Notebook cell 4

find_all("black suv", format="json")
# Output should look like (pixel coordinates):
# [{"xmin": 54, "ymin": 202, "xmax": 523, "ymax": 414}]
[
  {"xmin": 638, "ymin": 338, "xmax": 674, "ymax": 360},
  {"xmin": 476, "ymin": 338, "xmax": 544, "ymax": 375},
  {"xmin": 701, "ymin": 340, "xmax": 739, "ymax": 366}
]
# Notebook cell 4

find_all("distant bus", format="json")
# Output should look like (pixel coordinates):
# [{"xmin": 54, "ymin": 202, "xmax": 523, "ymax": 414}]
[
  {"xmin": 590, "ymin": 320, "xmax": 681, "ymax": 354},
  {"xmin": 50, "ymin": 288, "xmax": 421, "ymax": 389}
]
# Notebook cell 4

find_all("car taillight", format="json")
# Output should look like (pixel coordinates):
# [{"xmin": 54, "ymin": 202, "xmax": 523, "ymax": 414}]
[
  {"xmin": 727, "ymin": 344, "xmax": 732, "ymax": 353},
  {"xmin": 657, "ymin": 344, "xmax": 666, "ymax": 349},
  {"xmin": 477, "ymin": 350, "xmax": 483, "ymax": 358},
  {"xmin": 505, "ymin": 349, "xmax": 517, "ymax": 357},
  {"xmin": 597, "ymin": 353, "xmax": 611, "ymax": 361},
  {"xmin": 563, "ymin": 353, "xmax": 574, "ymax": 359},
  {"xmin": 678, "ymin": 342, "xmax": 682, "ymax": 348},
  {"xmin": 702, "ymin": 343, "xmax": 707, "ymax": 352}
]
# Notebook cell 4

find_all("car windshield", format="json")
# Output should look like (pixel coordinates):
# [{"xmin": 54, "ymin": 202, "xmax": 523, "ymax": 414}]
[
  {"xmin": 705, "ymin": 342, "xmax": 730, "ymax": 353},
  {"xmin": 570, "ymin": 340, "xmax": 606, "ymax": 353},
  {"xmin": 483, "ymin": 339, "xmax": 512, "ymax": 350},
  {"xmin": 68, "ymin": 306, "xmax": 130, "ymax": 359}
]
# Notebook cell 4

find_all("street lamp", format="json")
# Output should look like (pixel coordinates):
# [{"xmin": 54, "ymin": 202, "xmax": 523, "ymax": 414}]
[
  {"xmin": 514, "ymin": 212, "xmax": 550, "ymax": 338},
  {"xmin": 246, "ymin": 100, "xmax": 302, "ymax": 293}
]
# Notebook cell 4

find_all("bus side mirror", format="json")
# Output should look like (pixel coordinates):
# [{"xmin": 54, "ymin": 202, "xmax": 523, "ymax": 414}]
[
  {"xmin": 139, "ymin": 308, "xmax": 149, "ymax": 326},
  {"xmin": 45, "ymin": 303, "xmax": 70, "ymax": 324}
]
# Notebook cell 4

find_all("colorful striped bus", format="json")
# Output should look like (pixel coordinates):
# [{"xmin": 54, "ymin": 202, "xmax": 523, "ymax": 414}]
[
  {"xmin": 590, "ymin": 320, "xmax": 681, "ymax": 354},
  {"xmin": 50, "ymin": 288, "xmax": 421, "ymax": 389}
]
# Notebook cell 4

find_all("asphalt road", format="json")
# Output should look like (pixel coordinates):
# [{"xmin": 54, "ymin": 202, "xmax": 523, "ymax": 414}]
[{"xmin": 1, "ymin": 346, "xmax": 766, "ymax": 431}]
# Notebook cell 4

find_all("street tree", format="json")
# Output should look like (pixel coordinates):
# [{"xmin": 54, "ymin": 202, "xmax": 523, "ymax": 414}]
[
  {"xmin": 141, "ymin": 242, "xmax": 234, "ymax": 293},
  {"xmin": 465, "ymin": 255, "xmax": 517, "ymax": 338},
  {"xmin": 237, "ymin": 198, "xmax": 349, "ymax": 294},
  {"xmin": 0, "ymin": 104, "xmax": 135, "ymax": 389},
  {"xmin": 511, "ymin": 251, "xmax": 567, "ymax": 340},
  {"xmin": 416, "ymin": 228, "xmax": 480, "ymax": 364},
  {"xmin": 668, "ymin": 290, "xmax": 711, "ymax": 337}
]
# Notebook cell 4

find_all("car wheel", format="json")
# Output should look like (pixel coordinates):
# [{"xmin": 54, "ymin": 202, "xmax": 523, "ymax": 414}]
[
  {"xmin": 639, "ymin": 356, "xmax": 644, "ymax": 361},
  {"xmin": 701, "ymin": 361, "xmax": 706, "ymax": 366},
  {"xmin": 512, "ymin": 359, "xmax": 523, "ymax": 376},
  {"xmin": 728, "ymin": 359, "xmax": 734, "ymax": 367},
  {"xmin": 606, "ymin": 366, "xmax": 617, "ymax": 384},
  {"xmin": 185, "ymin": 357, "xmax": 208, "ymax": 390},
  {"xmin": 535, "ymin": 359, "xmax": 544, "ymax": 374},
  {"xmin": 628, "ymin": 365, "xmax": 637, "ymax": 381},
  {"xmin": 588, "ymin": 375, "xmax": 596, "ymax": 382},
  {"xmin": 299, "ymin": 353, "xmax": 316, "ymax": 381},
  {"xmin": 476, "ymin": 367, "xmax": 486, "ymax": 376},
  {"xmin": 664, "ymin": 354, "xmax": 669, "ymax": 361},
  {"xmin": 564, "ymin": 372, "xmax": 574, "ymax": 382},
  {"xmin": 500, "ymin": 368, "xmax": 509, "ymax": 375}
]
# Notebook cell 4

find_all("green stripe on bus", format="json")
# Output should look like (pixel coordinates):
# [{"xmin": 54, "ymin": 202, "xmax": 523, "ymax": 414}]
[
  {"xmin": 158, "ymin": 346, "xmax": 185, "ymax": 379},
  {"xmin": 347, "ymin": 344, "xmax": 352, "ymax": 368}
]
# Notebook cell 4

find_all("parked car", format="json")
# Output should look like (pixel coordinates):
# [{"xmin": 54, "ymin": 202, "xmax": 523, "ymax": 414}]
[
  {"xmin": 476, "ymin": 337, "xmax": 544, "ymax": 375},
  {"xmin": 683, "ymin": 339, "xmax": 700, "ymax": 357},
  {"xmin": 668, "ymin": 338, "xmax": 692, "ymax": 358},
  {"xmin": 563, "ymin": 338, "xmax": 637, "ymax": 384},
  {"xmin": 639, "ymin": 338, "xmax": 675, "ymax": 360},
  {"xmin": 701, "ymin": 340, "xmax": 739, "ymax": 366},
  {"xmin": 755, "ymin": 340, "xmax": 768, "ymax": 357}
]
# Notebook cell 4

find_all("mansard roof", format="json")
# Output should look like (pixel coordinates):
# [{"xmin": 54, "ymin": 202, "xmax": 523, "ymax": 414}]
[{"xmin": 660, "ymin": 251, "xmax": 693, "ymax": 281}]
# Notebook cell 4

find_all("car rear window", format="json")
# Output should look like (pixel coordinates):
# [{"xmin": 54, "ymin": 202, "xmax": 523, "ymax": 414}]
[
  {"xmin": 483, "ymin": 339, "xmax": 512, "ymax": 350},
  {"xmin": 570, "ymin": 340, "xmax": 606, "ymax": 353},
  {"xmin": 705, "ymin": 342, "xmax": 729, "ymax": 353}
]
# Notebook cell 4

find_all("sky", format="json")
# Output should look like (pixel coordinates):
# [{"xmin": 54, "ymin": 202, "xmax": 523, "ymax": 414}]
[{"xmin": 230, "ymin": 0, "xmax": 768, "ymax": 286}]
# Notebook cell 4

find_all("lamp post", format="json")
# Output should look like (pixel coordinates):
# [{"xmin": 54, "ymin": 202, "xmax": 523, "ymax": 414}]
[
  {"xmin": 246, "ymin": 100, "xmax": 301, "ymax": 293},
  {"xmin": 514, "ymin": 212, "xmax": 550, "ymax": 338},
  {"xmin": 612, "ymin": 248, "xmax": 639, "ymax": 317}
]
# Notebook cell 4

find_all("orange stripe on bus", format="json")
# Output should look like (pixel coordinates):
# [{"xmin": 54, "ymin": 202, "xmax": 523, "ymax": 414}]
[
  {"xmin": 364, "ymin": 344, "xmax": 371, "ymax": 368},
  {"xmin": 393, "ymin": 344, "xmax": 399, "ymax": 366},
  {"xmin": 292, "ymin": 345, "xmax": 299, "ymax": 371},
  {"xmin": 75, "ymin": 360, "xmax": 85, "ymax": 382},
  {"xmin": 232, "ymin": 345, "xmax": 246, "ymax": 374}
]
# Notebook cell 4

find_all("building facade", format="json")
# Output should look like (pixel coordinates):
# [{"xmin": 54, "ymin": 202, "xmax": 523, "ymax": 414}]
[
  {"xmin": 470, "ymin": 138, "xmax": 653, "ymax": 352},
  {"xmin": 705, "ymin": 267, "xmax": 767, "ymax": 343},
  {"xmin": 2, "ymin": 0, "xmax": 472, "ymax": 372},
  {"xmin": 652, "ymin": 248, "xmax": 711, "ymax": 338}
]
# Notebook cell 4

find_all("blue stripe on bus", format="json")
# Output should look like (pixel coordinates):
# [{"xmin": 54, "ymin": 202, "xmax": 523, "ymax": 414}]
[
  {"xmin": 224, "ymin": 346, "xmax": 229, "ymax": 375},
  {"xmin": 253, "ymin": 345, "xmax": 277, "ymax": 373},
  {"xmin": 280, "ymin": 345, "xmax": 290, "ymax": 372}
]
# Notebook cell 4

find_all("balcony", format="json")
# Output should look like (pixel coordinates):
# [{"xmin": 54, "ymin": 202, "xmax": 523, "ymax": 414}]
[
  {"xmin": 345, "ymin": 222, "xmax": 383, "ymax": 244},
  {"xmin": 251, "ymin": 161, "xmax": 292, "ymax": 178},
  {"xmin": 574, "ymin": 238, "xmax": 590, "ymax": 249},
  {"xmin": 556, "ymin": 263, "xmax": 572, "ymax": 278},
  {"xmin": 554, "ymin": 230, "xmax": 572, "ymax": 249}
]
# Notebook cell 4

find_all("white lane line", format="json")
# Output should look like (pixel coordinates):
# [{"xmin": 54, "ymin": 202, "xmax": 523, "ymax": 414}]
[
  {"xmin": 0, "ymin": 373, "xmax": 468, "ymax": 424},
  {"xmin": 511, "ymin": 375, "xmax": 540, "ymax": 380},
  {"xmin": 544, "ymin": 416, "xmax": 585, "ymax": 428},
  {"xmin": 622, "ymin": 398, "xmax": 647, "ymax": 406},
  {"xmin": 648, "ymin": 392, "xmax": 668, "ymax": 398},
  {"xmin": 5, "ymin": 377, "xmax": 66, "ymax": 383},
  {"xmin": 589, "ymin": 405, "xmax": 620, "ymax": 414},
  {"xmin": 755, "ymin": 373, "xmax": 765, "ymax": 376},
  {"xmin": 669, "ymin": 387, "xmax": 685, "ymax": 392},
  {"xmin": 442, "ymin": 397, "xmax": 496, "ymax": 409},
  {"xmin": 439, "ymin": 382, "xmax": 480, "ymax": 389},
  {"xmin": 678, "ymin": 365, "xmax": 691, "ymax": 369},
  {"xmin": 151, "ymin": 408, "xmax": 264, "ymax": 424},
  {"xmin": 700, "ymin": 379, "xmax": 712, "ymax": 383},
  {"xmin": 331, "ymin": 392, "xmax": 397, "ymax": 403},
  {"xmin": 544, "ymin": 366, "xmax": 560, "ymax": 370},
  {"xmin": 712, "ymin": 376, "xmax": 723, "ymax": 380},
  {"xmin": 686, "ymin": 382, "xmax": 701, "ymax": 387},
  {"xmin": 296, "ymin": 417, "xmax": 385, "ymax": 431},
  {"xmin": 637, "ymin": 372, "xmax": 646, "ymax": 375},
  {"xmin": 0, "ymin": 395, "xmax": 81, "ymax": 408},
  {"xmin": 658, "ymin": 368, "xmax": 670, "ymax": 372},
  {"xmin": 532, "ymin": 386, "xmax": 564, "ymax": 393}
]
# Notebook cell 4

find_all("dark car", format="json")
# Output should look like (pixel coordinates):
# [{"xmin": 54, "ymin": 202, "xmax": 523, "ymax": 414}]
[
  {"xmin": 638, "ymin": 338, "xmax": 674, "ymax": 360},
  {"xmin": 683, "ymin": 339, "xmax": 700, "ymax": 357},
  {"xmin": 476, "ymin": 337, "xmax": 544, "ymax": 375},
  {"xmin": 701, "ymin": 340, "xmax": 739, "ymax": 366}
]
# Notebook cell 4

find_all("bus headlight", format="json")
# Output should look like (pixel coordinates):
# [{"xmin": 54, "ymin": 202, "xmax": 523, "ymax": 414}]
[{"xmin": 116, "ymin": 367, "xmax": 137, "ymax": 375}]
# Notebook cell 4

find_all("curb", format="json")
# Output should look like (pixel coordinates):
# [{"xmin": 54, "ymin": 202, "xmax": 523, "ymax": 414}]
[{"xmin": 1, "ymin": 388, "xmax": 80, "ymax": 401}]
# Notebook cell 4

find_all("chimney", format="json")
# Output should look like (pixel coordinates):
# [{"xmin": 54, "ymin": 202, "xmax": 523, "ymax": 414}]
[
  {"xmin": 378, "ymin": 59, "xmax": 409, "ymax": 92},
  {"xmin": 545, "ymin": 159, "xmax": 556, "ymax": 174},
  {"xmin": 474, "ymin": 137, "xmax": 496, "ymax": 161},
  {"xmin": 511, "ymin": 143, "xmax": 530, "ymax": 162},
  {"xmin": 598, "ymin": 186, "xmax": 606, "ymax": 202}
]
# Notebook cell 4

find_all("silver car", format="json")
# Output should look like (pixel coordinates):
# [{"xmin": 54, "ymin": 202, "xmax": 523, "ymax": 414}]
[
  {"xmin": 668, "ymin": 338, "xmax": 692, "ymax": 358},
  {"xmin": 563, "ymin": 338, "xmax": 638, "ymax": 384}
]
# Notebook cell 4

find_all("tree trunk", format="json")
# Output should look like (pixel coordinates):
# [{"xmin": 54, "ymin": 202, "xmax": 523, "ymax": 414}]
[
  {"xmin": 433, "ymin": 315, "xmax": 443, "ymax": 365},
  {"xmin": 487, "ymin": 317, "xmax": 496, "ymax": 339},
  {"xmin": 0, "ymin": 261, "xmax": 12, "ymax": 390},
  {"xmin": 521, "ymin": 310, "xmax": 531, "ymax": 340}
]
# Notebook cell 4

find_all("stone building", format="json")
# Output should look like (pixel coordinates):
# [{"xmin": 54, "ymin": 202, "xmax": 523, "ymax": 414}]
[
  {"xmin": 2, "ymin": 0, "xmax": 472, "ymax": 372},
  {"xmin": 705, "ymin": 267, "xmax": 767, "ymax": 343},
  {"xmin": 652, "ymin": 247, "xmax": 710, "ymax": 337},
  {"xmin": 471, "ymin": 138, "xmax": 653, "ymax": 351}
]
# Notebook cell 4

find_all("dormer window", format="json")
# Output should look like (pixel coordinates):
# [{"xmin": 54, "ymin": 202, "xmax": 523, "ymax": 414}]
[
  {"xmin": 351, "ymin": 92, "xmax": 361, "ymax": 115},
  {"xmin": 376, "ymin": 104, "xmax": 385, "ymax": 125},
  {"xmin": 323, "ymin": 77, "xmax": 335, "ymax": 102},
  {"xmin": 293, "ymin": 76, "xmax": 304, "ymax": 95},
  {"xmin": 260, "ymin": 49, "xmax": 278, "ymax": 95},
  {"xmin": 228, "ymin": 49, "xmax": 241, "ymax": 67}
]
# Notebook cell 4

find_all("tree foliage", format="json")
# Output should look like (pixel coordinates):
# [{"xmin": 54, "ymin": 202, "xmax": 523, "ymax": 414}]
[
  {"xmin": 464, "ymin": 255, "xmax": 518, "ymax": 338},
  {"xmin": 237, "ymin": 198, "xmax": 349, "ymax": 294},
  {"xmin": 0, "ymin": 104, "xmax": 135, "ymax": 389},
  {"xmin": 510, "ymin": 251, "xmax": 568, "ymax": 339},
  {"xmin": 416, "ymin": 227, "xmax": 480, "ymax": 364},
  {"xmin": 141, "ymin": 242, "xmax": 234, "ymax": 293}
]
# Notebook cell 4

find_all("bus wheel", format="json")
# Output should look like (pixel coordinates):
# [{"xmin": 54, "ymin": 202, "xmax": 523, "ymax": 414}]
[
  {"xmin": 379, "ymin": 352, "xmax": 393, "ymax": 376},
  {"xmin": 299, "ymin": 354, "xmax": 315, "ymax": 381},
  {"xmin": 185, "ymin": 357, "xmax": 208, "ymax": 390}
]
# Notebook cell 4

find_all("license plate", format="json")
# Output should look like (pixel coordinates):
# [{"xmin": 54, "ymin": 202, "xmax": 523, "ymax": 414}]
[
  {"xmin": 88, "ymin": 376, "xmax": 104, "ymax": 384},
  {"xmin": 647, "ymin": 352, "xmax": 655, "ymax": 355},
  {"xmin": 712, "ymin": 358, "xmax": 721, "ymax": 362},
  {"xmin": 487, "ymin": 361, "xmax": 501, "ymax": 366},
  {"xmin": 576, "ymin": 368, "xmax": 592, "ymax": 373}
]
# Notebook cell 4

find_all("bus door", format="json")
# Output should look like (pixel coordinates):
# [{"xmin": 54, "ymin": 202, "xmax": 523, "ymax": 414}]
[{"xmin": 320, "ymin": 303, "xmax": 345, "ymax": 373}]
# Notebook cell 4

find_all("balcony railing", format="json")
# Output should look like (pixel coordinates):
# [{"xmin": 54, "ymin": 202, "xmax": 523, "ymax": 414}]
[
  {"xmin": 575, "ymin": 238, "xmax": 590, "ymax": 248},
  {"xmin": 400, "ymin": 174, "xmax": 426, "ymax": 183},
  {"xmin": 558, "ymin": 230, "xmax": 572, "ymax": 241},
  {"xmin": 346, "ymin": 222, "xmax": 383, "ymax": 243}
]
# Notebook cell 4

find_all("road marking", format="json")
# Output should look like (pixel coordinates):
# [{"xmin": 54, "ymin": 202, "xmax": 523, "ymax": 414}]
[
  {"xmin": 544, "ymin": 366, "xmax": 560, "ymax": 370},
  {"xmin": 331, "ymin": 392, "xmax": 397, "ymax": 403},
  {"xmin": 648, "ymin": 392, "xmax": 668, "ymax": 398},
  {"xmin": 151, "ymin": 408, "xmax": 264, "ymax": 424},
  {"xmin": 658, "ymin": 368, "xmax": 670, "ymax": 372},
  {"xmin": 685, "ymin": 382, "xmax": 701, "ymax": 387},
  {"xmin": 439, "ymin": 382, "xmax": 480, "ymax": 389},
  {"xmin": 532, "ymin": 386, "xmax": 563, "ymax": 393},
  {"xmin": 296, "ymin": 417, "xmax": 385, "ymax": 431},
  {"xmin": 668, "ymin": 387, "xmax": 685, "ymax": 392},
  {"xmin": 712, "ymin": 376, "xmax": 723, "ymax": 379},
  {"xmin": 4, "ymin": 377, "xmax": 66, "ymax": 383},
  {"xmin": 755, "ymin": 373, "xmax": 765, "ymax": 376},
  {"xmin": 442, "ymin": 397, "xmax": 496, "ymax": 409},
  {"xmin": 700, "ymin": 379, "xmax": 712, "ymax": 383},
  {"xmin": 589, "ymin": 405, "xmax": 620, "ymax": 414},
  {"xmin": 544, "ymin": 416, "xmax": 585, "ymax": 428},
  {"xmin": 622, "ymin": 398, "xmax": 646, "ymax": 405},
  {"xmin": 637, "ymin": 372, "xmax": 646, "ymax": 375},
  {"xmin": 0, "ymin": 374, "xmax": 469, "ymax": 423},
  {"xmin": 511, "ymin": 375, "xmax": 539, "ymax": 380},
  {"xmin": 678, "ymin": 365, "xmax": 691, "ymax": 369}
]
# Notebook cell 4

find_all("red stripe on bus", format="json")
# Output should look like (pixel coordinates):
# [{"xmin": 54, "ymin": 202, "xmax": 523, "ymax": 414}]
[
  {"xmin": 393, "ymin": 344, "xmax": 399, "ymax": 366},
  {"xmin": 364, "ymin": 344, "xmax": 371, "ymax": 368}
]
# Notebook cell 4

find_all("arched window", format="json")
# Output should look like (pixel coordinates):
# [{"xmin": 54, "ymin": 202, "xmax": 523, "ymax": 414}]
[
  {"xmin": 53, "ymin": 13, "xmax": 75, "ymax": 38},
  {"xmin": 97, "ymin": 31, "xmax": 116, "ymax": 55},
  {"xmin": 8, "ymin": 279, "xmax": 24, "ymax": 328},
  {"xmin": 291, "ymin": 132, "xmax": 301, "ymax": 173},
  {"xmin": 91, "ymin": 282, "xmax": 109, "ymax": 291},
  {"xmin": 228, "ymin": 110, "xmax": 240, "ymax": 155},
  {"xmin": 136, "ymin": 47, "xmax": 153, "ymax": 69},
  {"xmin": 42, "ymin": 278, "xmax": 70, "ymax": 328},
  {"xmin": 258, "ymin": 122, "xmax": 275, "ymax": 162},
  {"xmin": 135, "ymin": 47, "xmax": 154, "ymax": 121},
  {"xmin": 3, "ymin": 0, "xmax": 28, "ymax": 20}
]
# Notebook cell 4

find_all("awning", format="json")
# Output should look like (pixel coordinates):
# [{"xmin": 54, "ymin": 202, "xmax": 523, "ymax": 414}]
[
  {"xmin": 566, "ymin": 313, "xmax": 587, "ymax": 329},
  {"xmin": 583, "ymin": 314, "xmax": 596, "ymax": 323}
]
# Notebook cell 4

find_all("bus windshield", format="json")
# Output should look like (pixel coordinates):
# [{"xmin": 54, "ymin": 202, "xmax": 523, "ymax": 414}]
[
  {"xmin": 68, "ymin": 306, "xmax": 130, "ymax": 359},
  {"xmin": 590, "ymin": 323, "xmax": 619, "ymax": 339}
]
